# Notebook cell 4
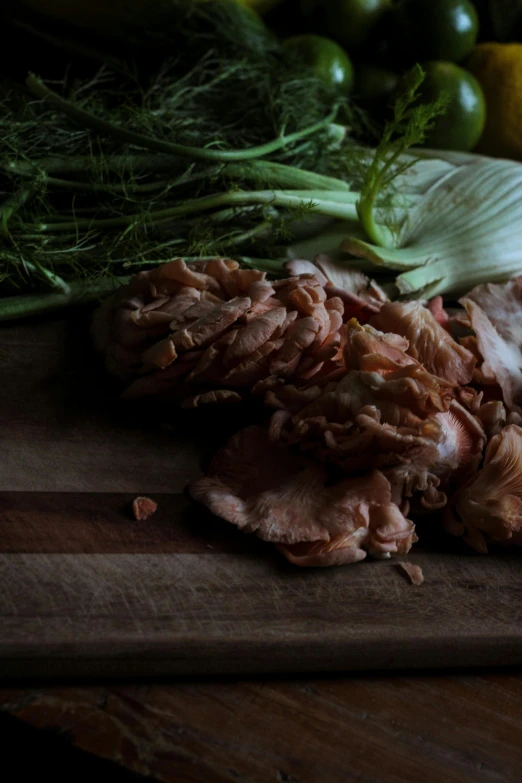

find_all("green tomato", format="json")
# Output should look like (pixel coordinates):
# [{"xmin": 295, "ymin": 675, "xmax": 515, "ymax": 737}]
[
  {"xmin": 418, "ymin": 61, "xmax": 486, "ymax": 151},
  {"xmin": 284, "ymin": 35, "xmax": 354, "ymax": 92},
  {"xmin": 391, "ymin": 0, "xmax": 479, "ymax": 65}
]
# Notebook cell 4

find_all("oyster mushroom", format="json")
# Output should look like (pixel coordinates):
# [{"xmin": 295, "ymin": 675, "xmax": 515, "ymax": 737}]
[
  {"xmin": 449, "ymin": 424, "xmax": 522, "ymax": 552},
  {"xmin": 370, "ymin": 300, "xmax": 476, "ymax": 385},
  {"xmin": 189, "ymin": 426, "xmax": 416, "ymax": 567},
  {"xmin": 285, "ymin": 255, "xmax": 387, "ymax": 322},
  {"xmin": 92, "ymin": 258, "xmax": 347, "ymax": 403},
  {"xmin": 460, "ymin": 277, "xmax": 522, "ymax": 412},
  {"xmin": 267, "ymin": 319, "xmax": 483, "ymax": 512}
]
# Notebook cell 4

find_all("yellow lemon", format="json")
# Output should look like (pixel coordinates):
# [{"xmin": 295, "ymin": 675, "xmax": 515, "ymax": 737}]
[{"xmin": 466, "ymin": 43, "xmax": 522, "ymax": 161}]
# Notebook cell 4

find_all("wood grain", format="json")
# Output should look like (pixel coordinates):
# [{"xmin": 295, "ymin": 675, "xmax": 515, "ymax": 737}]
[
  {"xmin": 2, "ymin": 670, "xmax": 522, "ymax": 783},
  {"xmin": 2, "ymin": 316, "xmax": 522, "ymax": 783},
  {"xmin": 1, "ymin": 316, "xmax": 522, "ymax": 679},
  {"xmin": 0, "ymin": 315, "xmax": 216, "ymax": 493},
  {"xmin": 0, "ymin": 492, "xmax": 245, "ymax": 554},
  {"xmin": 2, "ymin": 521, "xmax": 522, "ymax": 677}
]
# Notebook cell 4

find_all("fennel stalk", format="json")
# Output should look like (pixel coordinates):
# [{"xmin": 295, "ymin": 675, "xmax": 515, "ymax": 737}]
[{"xmin": 5, "ymin": 54, "xmax": 520, "ymax": 321}]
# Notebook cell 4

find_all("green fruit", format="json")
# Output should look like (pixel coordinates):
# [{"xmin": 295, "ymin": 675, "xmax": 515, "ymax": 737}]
[
  {"xmin": 300, "ymin": 0, "xmax": 391, "ymax": 51},
  {"xmin": 392, "ymin": 0, "xmax": 479, "ymax": 65},
  {"xmin": 356, "ymin": 64, "xmax": 398, "ymax": 113},
  {"xmin": 284, "ymin": 35, "xmax": 354, "ymax": 92},
  {"xmin": 418, "ymin": 61, "xmax": 486, "ymax": 151}
]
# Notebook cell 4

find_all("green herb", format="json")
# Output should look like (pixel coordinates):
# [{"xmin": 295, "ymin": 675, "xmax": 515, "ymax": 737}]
[
  {"xmin": 0, "ymin": 276, "xmax": 129, "ymax": 322},
  {"xmin": 0, "ymin": 12, "xmax": 365, "ymax": 309},
  {"xmin": 0, "ymin": 21, "xmax": 450, "ymax": 320},
  {"xmin": 356, "ymin": 64, "xmax": 448, "ymax": 249},
  {"xmin": 26, "ymin": 74, "xmax": 340, "ymax": 164}
]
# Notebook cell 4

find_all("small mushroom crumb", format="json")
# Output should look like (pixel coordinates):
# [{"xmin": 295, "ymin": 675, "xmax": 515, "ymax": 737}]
[
  {"xmin": 397, "ymin": 562, "xmax": 424, "ymax": 585},
  {"xmin": 132, "ymin": 496, "xmax": 158, "ymax": 521}
]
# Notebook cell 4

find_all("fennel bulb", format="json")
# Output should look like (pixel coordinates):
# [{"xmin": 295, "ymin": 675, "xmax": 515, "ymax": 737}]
[{"xmin": 344, "ymin": 152, "xmax": 522, "ymax": 298}]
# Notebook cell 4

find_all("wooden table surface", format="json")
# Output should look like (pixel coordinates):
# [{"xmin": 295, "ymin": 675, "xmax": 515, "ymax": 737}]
[
  {"xmin": 1, "ymin": 313, "xmax": 522, "ymax": 782},
  {"xmin": 1, "ymin": 669, "xmax": 522, "ymax": 783}
]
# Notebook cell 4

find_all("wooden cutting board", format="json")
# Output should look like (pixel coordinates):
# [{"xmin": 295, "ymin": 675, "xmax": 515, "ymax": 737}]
[{"xmin": 1, "ymin": 313, "xmax": 522, "ymax": 680}]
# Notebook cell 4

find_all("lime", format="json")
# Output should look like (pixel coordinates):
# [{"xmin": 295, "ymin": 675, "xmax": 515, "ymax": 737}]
[
  {"xmin": 355, "ymin": 64, "xmax": 398, "ymax": 114},
  {"xmin": 300, "ymin": 0, "xmax": 391, "ymax": 52},
  {"xmin": 418, "ymin": 61, "xmax": 486, "ymax": 151},
  {"xmin": 391, "ymin": 0, "xmax": 479, "ymax": 65},
  {"xmin": 284, "ymin": 35, "xmax": 354, "ymax": 92}
]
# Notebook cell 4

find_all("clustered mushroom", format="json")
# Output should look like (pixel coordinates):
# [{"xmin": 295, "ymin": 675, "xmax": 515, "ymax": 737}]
[
  {"xmin": 92, "ymin": 257, "xmax": 385, "ymax": 404},
  {"xmin": 93, "ymin": 257, "xmax": 522, "ymax": 567}
]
